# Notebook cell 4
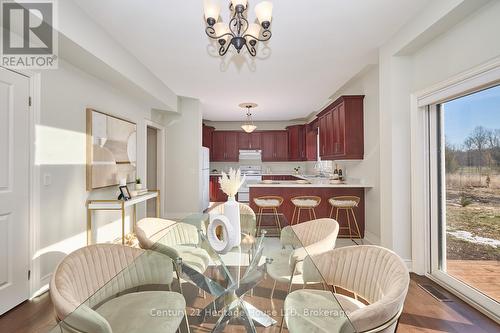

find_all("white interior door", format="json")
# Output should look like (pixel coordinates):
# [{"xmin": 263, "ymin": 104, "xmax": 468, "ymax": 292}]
[{"xmin": 0, "ymin": 68, "xmax": 30, "ymax": 315}]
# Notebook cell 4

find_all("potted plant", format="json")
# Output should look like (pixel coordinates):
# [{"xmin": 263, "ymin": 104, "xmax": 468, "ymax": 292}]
[{"xmin": 135, "ymin": 178, "xmax": 143, "ymax": 190}]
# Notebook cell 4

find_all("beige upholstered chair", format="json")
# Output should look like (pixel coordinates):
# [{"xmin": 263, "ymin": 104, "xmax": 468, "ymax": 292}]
[
  {"xmin": 284, "ymin": 245, "xmax": 410, "ymax": 333},
  {"xmin": 135, "ymin": 217, "xmax": 210, "ymax": 274},
  {"xmin": 50, "ymin": 244, "xmax": 187, "ymax": 333},
  {"xmin": 267, "ymin": 218, "xmax": 339, "ymax": 298}
]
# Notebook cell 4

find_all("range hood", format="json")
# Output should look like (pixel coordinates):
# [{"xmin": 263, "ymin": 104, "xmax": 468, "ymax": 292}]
[{"xmin": 239, "ymin": 149, "xmax": 262, "ymax": 161}]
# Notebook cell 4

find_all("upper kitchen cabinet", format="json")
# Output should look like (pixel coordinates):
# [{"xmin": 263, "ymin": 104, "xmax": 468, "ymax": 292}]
[
  {"xmin": 318, "ymin": 95, "xmax": 364, "ymax": 160},
  {"xmin": 286, "ymin": 125, "xmax": 306, "ymax": 161},
  {"xmin": 202, "ymin": 124, "xmax": 215, "ymax": 149},
  {"xmin": 262, "ymin": 131, "xmax": 288, "ymax": 161},
  {"xmin": 305, "ymin": 123, "xmax": 318, "ymax": 161},
  {"xmin": 238, "ymin": 132, "xmax": 261, "ymax": 149},
  {"xmin": 211, "ymin": 131, "xmax": 239, "ymax": 161}
]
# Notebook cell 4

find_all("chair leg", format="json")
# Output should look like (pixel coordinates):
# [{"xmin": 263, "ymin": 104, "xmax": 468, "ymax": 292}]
[
  {"xmin": 329, "ymin": 205, "xmax": 334, "ymax": 218},
  {"xmin": 291, "ymin": 206, "xmax": 296, "ymax": 226},
  {"xmin": 270, "ymin": 280, "xmax": 277, "ymax": 299},
  {"xmin": 274, "ymin": 208, "xmax": 282, "ymax": 231},
  {"xmin": 335, "ymin": 208, "xmax": 339, "ymax": 221},
  {"xmin": 351, "ymin": 208, "xmax": 363, "ymax": 245},
  {"xmin": 312, "ymin": 208, "xmax": 317, "ymax": 220},
  {"xmin": 297, "ymin": 208, "xmax": 301, "ymax": 224},
  {"xmin": 308, "ymin": 208, "xmax": 312, "ymax": 220},
  {"xmin": 346, "ymin": 209, "xmax": 353, "ymax": 241},
  {"xmin": 257, "ymin": 207, "xmax": 263, "ymax": 234},
  {"xmin": 183, "ymin": 309, "xmax": 191, "ymax": 333}
]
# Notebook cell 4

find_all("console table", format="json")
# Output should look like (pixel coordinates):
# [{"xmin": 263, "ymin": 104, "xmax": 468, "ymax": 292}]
[{"xmin": 86, "ymin": 190, "xmax": 160, "ymax": 245}]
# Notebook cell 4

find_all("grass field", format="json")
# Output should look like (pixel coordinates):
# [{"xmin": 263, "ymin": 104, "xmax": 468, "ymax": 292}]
[{"xmin": 445, "ymin": 170, "xmax": 500, "ymax": 261}]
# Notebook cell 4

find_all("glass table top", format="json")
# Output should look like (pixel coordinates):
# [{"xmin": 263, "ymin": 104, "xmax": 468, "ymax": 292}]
[{"xmin": 48, "ymin": 212, "xmax": 355, "ymax": 333}]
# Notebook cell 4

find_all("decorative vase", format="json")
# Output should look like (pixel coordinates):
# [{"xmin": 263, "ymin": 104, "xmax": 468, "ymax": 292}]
[
  {"xmin": 224, "ymin": 196, "xmax": 241, "ymax": 247},
  {"xmin": 207, "ymin": 215, "xmax": 234, "ymax": 254}
]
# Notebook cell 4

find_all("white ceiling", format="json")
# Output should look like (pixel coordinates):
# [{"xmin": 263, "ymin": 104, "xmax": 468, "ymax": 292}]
[{"xmin": 74, "ymin": 0, "xmax": 430, "ymax": 121}]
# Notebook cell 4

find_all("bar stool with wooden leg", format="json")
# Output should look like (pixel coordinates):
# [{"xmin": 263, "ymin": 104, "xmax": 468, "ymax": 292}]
[
  {"xmin": 253, "ymin": 196, "xmax": 284, "ymax": 235},
  {"xmin": 328, "ymin": 196, "xmax": 363, "ymax": 244},
  {"xmin": 290, "ymin": 196, "xmax": 321, "ymax": 225}
]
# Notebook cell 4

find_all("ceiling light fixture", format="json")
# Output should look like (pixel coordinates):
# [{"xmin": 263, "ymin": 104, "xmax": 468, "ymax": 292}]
[
  {"xmin": 240, "ymin": 103, "xmax": 258, "ymax": 133},
  {"xmin": 203, "ymin": 0, "xmax": 273, "ymax": 57}
]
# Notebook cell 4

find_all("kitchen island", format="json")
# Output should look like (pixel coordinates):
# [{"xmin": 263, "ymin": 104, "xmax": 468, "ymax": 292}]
[{"xmin": 248, "ymin": 177, "xmax": 371, "ymax": 238}]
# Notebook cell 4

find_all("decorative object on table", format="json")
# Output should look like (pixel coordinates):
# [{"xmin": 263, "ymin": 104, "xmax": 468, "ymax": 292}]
[
  {"xmin": 86, "ymin": 108, "xmax": 137, "ymax": 191},
  {"xmin": 219, "ymin": 168, "xmax": 246, "ymax": 246},
  {"xmin": 207, "ymin": 215, "xmax": 235, "ymax": 254},
  {"xmin": 135, "ymin": 178, "xmax": 143, "ymax": 190},
  {"xmin": 130, "ymin": 188, "xmax": 148, "ymax": 197},
  {"xmin": 203, "ymin": 0, "xmax": 273, "ymax": 57},
  {"xmin": 118, "ymin": 185, "xmax": 131, "ymax": 201},
  {"xmin": 240, "ymin": 103, "xmax": 258, "ymax": 133},
  {"xmin": 293, "ymin": 166, "xmax": 301, "ymax": 175}
]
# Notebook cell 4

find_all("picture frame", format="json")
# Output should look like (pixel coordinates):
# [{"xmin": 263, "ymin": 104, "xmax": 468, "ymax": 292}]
[
  {"xmin": 86, "ymin": 108, "xmax": 137, "ymax": 191},
  {"xmin": 118, "ymin": 185, "xmax": 132, "ymax": 201}
]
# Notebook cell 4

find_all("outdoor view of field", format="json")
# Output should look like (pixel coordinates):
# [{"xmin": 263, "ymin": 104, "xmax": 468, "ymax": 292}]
[{"xmin": 443, "ymin": 88, "xmax": 500, "ymax": 302}]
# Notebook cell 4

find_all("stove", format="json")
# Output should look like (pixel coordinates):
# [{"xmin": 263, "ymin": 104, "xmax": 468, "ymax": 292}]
[{"xmin": 238, "ymin": 165, "xmax": 262, "ymax": 202}]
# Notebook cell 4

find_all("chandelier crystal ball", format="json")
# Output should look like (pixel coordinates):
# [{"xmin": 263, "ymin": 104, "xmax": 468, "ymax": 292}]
[{"xmin": 203, "ymin": 0, "xmax": 273, "ymax": 57}]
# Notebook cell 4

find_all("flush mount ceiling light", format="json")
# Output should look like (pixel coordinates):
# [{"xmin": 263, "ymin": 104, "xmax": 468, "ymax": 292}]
[
  {"xmin": 203, "ymin": 0, "xmax": 273, "ymax": 57},
  {"xmin": 240, "ymin": 103, "xmax": 258, "ymax": 133}
]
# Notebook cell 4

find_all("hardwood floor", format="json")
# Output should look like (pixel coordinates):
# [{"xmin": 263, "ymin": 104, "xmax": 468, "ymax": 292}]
[{"xmin": 0, "ymin": 274, "xmax": 497, "ymax": 333}]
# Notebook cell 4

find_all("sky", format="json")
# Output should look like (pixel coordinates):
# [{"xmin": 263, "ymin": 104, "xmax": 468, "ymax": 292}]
[{"xmin": 443, "ymin": 84, "xmax": 500, "ymax": 147}]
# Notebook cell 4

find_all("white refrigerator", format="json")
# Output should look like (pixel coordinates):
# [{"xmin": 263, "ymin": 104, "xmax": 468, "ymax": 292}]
[{"xmin": 201, "ymin": 147, "xmax": 210, "ymax": 210}]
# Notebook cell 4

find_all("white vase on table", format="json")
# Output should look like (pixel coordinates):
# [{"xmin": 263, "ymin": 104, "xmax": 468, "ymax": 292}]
[{"xmin": 224, "ymin": 196, "xmax": 241, "ymax": 247}]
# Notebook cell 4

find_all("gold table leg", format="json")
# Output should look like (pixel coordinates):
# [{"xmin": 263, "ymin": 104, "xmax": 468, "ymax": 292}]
[
  {"xmin": 87, "ymin": 208, "xmax": 92, "ymax": 245},
  {"xmin": 121, "ymin": 202, "xmax": 125, "ymax": 245}
]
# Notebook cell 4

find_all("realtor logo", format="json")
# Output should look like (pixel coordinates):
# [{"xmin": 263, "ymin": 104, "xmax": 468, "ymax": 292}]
[{"xmin": 1, "ymin": 0, "xmax": 58, "ymax": 69}]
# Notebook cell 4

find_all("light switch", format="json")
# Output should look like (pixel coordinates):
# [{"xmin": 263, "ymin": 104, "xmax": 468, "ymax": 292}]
[{"xmin": 43, "ymin": 174, "xmax": 51, "ymax": 186}]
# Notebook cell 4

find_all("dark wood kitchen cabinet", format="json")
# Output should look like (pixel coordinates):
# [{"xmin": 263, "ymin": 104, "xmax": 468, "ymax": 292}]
[
  {"xmin": 238, "ymin": 132, "xmax": 261, "ymax": 149},
  {"xmin": 305, "ymin": 124, "xmax": 318, "ymax": 161},
  {"xmin": 261, "ymin": 131, "xmax": 288, "ymax": 161},
  {"xmin": 286, "ymin": 125, "xmax": 306, "ymax": 161},
  {"xmin": 202, "ymin": 125, "xmax": 214, "ymax": 149},
  {"xmin": 318, "ymin": 95, "xmax": 364, "ymax": 160},
  {"xmin": 210, "ymin": 175, "xmax": 228, "ymax": 201},
  {"xmin": 211, "ymin": 131, "xmax": 239, "ymax": 161}
]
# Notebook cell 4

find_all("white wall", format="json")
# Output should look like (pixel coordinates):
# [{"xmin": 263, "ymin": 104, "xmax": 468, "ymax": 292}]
[
  {"xmin": 164, "ymin": 97, "xmax": 203, "ymax": 217},
  {"xmin": 323, "ymin": 65, "xmax": 381, "ymax": 244},
  {"xmin": 35, "ymin": 60, "xmax": 153, "ymax": 287},
  {"xmin": 378, "ymin": 0, "xmax": 500, "ymax": 266}
]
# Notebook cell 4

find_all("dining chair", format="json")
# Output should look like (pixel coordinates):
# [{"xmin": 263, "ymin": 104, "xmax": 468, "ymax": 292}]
[
  {"xmin": 267, "ymin": 218, "xmax": 339, "ymax": 299},
  {"xmin": 283, "ymin": 245, "xmax": 410, "ymax": 333},
  {"xmin": 50, "ymin": 244, "xmax": 188, "ymax": 333}
]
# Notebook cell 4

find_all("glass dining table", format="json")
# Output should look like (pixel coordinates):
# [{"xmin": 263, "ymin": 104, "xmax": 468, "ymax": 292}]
[{"xmin": 48, "ymin": 212, "xmax": 355, "ymax": 333}]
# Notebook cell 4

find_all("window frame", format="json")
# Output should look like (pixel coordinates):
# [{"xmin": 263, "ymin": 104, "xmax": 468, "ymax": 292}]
[{"xmin": 410, "ymin": 56, "xmax": 500, "ymax": 321}]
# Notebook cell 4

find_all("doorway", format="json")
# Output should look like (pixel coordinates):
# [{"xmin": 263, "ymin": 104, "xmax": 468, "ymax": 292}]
[
  {"xmin": 147, "ymin": 126, "xmax": 159, "ymax": 217},
  {"xmin": 0, "ymin": 68, "xmax": 31, "ymax": 314}
]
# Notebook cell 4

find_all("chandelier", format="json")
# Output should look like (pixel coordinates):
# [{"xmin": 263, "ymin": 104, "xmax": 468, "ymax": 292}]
[
  {"xmin": 203, "ymin": 0, "xmax": 273, "ymax": 57},
  {"xmin": 240, "ymin": 103, "xmax": 258, "ymax": 133}
]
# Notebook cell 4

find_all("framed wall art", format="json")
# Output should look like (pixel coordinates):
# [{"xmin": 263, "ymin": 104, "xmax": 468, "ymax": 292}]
[{"xmin": 86, "ymin": 108, "xmax": 137, "ymax": 191}]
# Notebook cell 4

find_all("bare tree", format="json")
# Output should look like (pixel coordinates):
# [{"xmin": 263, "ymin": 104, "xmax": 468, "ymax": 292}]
[{"xmin": 466, "ymin": 126, "xmax": 490, "ymax": 184}]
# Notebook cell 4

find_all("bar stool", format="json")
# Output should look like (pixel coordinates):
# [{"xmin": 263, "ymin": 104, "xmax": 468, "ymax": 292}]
[
  {"xmin": 328, "ymin": 196, "xmax": 363, "ymax": 244},
  {"xmin": 253, "ymin": 196, "xmax": 284, "ymax": 234},
  {"xmin": 290, "ymin": 196, "xmax": 321, "ymax": 225}
]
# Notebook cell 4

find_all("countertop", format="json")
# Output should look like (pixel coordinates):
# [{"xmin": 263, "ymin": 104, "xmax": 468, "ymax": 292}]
[
  {"xmin": 247, "ymin": 179, "xmax": 372, "ymax": 188},
  {"xmin": 210, "ymin": 172, "xmax": 372, "ymax": 188}
]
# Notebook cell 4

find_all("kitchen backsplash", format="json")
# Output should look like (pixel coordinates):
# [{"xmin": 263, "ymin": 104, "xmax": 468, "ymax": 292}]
[{"xmin": 210, "ymin": 162, "xmax": 309, "ymax": 174}]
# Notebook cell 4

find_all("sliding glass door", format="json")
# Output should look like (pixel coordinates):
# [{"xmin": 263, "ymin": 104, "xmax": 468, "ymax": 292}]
[{"xmin": 430, "ymin": 85, "xmax": 500, "ymax": 317}]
